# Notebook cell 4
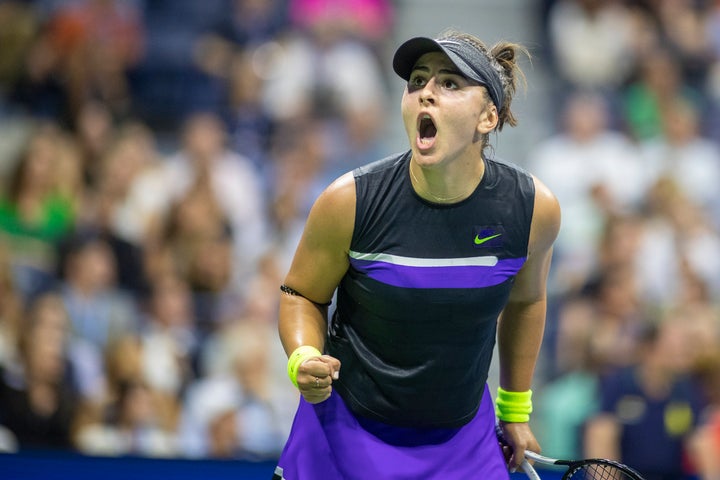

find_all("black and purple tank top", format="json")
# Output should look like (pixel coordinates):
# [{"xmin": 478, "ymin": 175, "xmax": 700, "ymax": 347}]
[{"xmin": 327, "ymin": 150, "xmax": 535, "ymax": 429}]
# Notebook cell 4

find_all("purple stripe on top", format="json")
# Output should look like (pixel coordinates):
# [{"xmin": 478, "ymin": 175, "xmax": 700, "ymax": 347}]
[{"xmin": 349, "ymin": 257, "xmax": 526, "ymax": 289}]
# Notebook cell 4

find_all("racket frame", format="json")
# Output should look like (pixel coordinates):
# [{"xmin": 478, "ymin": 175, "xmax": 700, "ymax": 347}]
[{"xmin": 521, "ymin": 450, "xmax": 646, "ymax": 480}]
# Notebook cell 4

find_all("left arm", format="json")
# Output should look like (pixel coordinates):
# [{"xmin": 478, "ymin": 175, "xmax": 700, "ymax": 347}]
[{"xmin": 497, "ymin": 175, "xmax": 561, "ymax": 469}]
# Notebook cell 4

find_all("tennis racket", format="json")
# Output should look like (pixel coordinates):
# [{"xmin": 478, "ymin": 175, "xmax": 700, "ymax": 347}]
[
  {"xmin": 518, "ymin": 450, "xmax": 646, "ymax": 480},
  {"xmin": 495, "ymin": 425, "xmax": 646, "ymax": 480}
]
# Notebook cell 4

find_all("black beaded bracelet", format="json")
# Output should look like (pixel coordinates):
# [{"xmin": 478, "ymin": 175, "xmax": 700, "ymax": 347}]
[{"xmin": 280, "ymin": 284, "xmax": 331, "ymax": 306}]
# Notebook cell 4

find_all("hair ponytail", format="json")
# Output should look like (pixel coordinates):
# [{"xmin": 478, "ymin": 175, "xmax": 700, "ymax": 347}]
[{"xmin": 489, "ymin": 42, "xmax": 529, "ymax": 131}]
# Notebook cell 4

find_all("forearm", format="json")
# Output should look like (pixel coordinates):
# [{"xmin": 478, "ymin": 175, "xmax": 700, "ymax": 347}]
[
  {"xmin": 497, "ymin": 298, "xmax": 546, "ymax": 391},
  {"xmin": 496, "ymin": 298, "xmax": 547, "ymax": 469},
  {"xmin": 278, "ymin": 293, "xmax": 329, "ymax": 357},
  {"xmin": 278, "ymin": 291, "xmax": 341, "ymax": 404}
]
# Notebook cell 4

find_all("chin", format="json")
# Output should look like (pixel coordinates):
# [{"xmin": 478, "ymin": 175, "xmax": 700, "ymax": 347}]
[{"xmin": 413, "ymin": 148, "xmax": 443, "ymax": 165}]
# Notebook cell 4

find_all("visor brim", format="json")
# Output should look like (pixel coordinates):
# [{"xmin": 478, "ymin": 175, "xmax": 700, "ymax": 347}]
[{"xmin": 392, "ymin": 36, "xmax": 481, "ymax": 85}]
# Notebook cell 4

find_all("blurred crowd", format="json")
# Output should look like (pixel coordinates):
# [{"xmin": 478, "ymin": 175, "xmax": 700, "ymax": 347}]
[
  {"xmin": 534, "ymin": 1, "xmax": 720, "ymax": 479},
  {"xmin": 1, "ymin": 0, "xmax": 720, "ymax": 479},
  {"xmin": 0, "ymin": 0, "xmax": 393, "ymax": 462}
]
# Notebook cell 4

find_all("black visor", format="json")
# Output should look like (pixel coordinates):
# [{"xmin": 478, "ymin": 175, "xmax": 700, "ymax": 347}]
[{"xmin": 392, "ymin": 36, "xmax": 504, "ymax": 110}]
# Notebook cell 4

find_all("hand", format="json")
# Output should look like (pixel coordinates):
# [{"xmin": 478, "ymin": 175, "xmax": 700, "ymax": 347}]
[
  {"xmin": 296, "ymin": 354, "xmax": 341, "ymax": 404},
  {"xmin": 498, "ymin": 421, "xmax": 541, "ymax": 472}
]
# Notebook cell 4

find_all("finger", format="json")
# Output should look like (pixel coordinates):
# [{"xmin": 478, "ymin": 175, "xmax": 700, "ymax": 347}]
[
  {"xmin": 309, "ymin": 374, "xmax": 330, "ymax": 389},
  {"xmin": 297, "ymin": 372, "xmax": 326, "ymax": 393},
  {"xmin": 320, "ymin": 355, "xmax": 341, "ymax": 379},
  {"xmin": 509, "ymin": 447, "xmax": 526, "ymax": 472},
  {"xmin": 315, "ymin": 355, "xmax": 341, "ymax": 380},
  {"xmin": 500, "ymin": 445, "xmax": 512, "ymax": 464},
  {"xmin": 299, "ymin": 357, "xmax": 332, "ymax": 379},
  {"xmin": 297, "ymin": 369, "xmax": 332, "ymax": 392},
  {"xmin": 300, "ymin": 380, "xmax": 333, "ymax": 404},
  {"xmin": 302, "ymin": 356, "xmax": 341, "ymax": 380}
]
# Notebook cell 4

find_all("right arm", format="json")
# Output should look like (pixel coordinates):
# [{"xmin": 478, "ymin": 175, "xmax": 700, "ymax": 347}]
[
  {"xmin": 278, "ymin": 171, "xmax": 356, "ymax": 403},
  {"xmin": 497, "ymin": 176, "xmax": 561, "ymax": 469}
]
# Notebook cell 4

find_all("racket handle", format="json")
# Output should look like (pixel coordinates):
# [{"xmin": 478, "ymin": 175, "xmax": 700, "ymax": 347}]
[{"xmin": 520, "ymin": 459, "xmax": 542, "ymax": 480}]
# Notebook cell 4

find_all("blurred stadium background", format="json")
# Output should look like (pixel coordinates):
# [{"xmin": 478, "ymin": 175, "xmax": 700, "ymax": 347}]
[{"xmin": 1, "ymin": 0, "xmax": 720, "ymax": 478}]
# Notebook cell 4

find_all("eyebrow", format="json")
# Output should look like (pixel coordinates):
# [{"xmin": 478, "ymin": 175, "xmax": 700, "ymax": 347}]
[{"xmin": 411, "ymin": 64, "xmax": 464, "ymax": 77}]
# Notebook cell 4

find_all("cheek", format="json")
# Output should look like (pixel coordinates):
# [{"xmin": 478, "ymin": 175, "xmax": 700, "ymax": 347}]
[
  {"xmin": 400, "ymin": 98, "xmax": 416, "ymax": 136},
  {"xmin": 446, "ymin": 112, "xmax": 481, "ymax": 141}
]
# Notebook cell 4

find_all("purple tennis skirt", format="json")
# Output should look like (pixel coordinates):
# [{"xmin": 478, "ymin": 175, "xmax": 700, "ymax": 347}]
[{"xmin": 275, "ymin": 384, "xmax": 509, "ymax": 479}]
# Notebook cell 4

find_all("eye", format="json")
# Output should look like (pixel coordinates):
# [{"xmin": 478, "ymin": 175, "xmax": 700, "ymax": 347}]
[
  {"xmin": 409, "ymin": 74, "xmax": 426, "ymax": 88},
  {"xmin": 441, "ymin": 78, "xmax": 458, "ymax": 89}
]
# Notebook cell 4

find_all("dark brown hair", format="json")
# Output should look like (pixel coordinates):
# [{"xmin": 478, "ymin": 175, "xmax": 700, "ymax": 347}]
[{"xmin": 437, "ymin": 29, "xmax": 529, "ymax": 132}]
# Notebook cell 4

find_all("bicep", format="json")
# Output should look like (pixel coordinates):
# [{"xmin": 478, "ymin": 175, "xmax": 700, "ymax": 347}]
[
  {"xmin": 284, "ymin": 173, "xmax": 355, "ymax": 304},
  {"xmin": 508, "ymin": 176, "xmax": 561, "ymax": 303}
]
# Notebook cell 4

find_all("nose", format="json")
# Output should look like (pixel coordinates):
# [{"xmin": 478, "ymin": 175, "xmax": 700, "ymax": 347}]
[{"xmin": 419, "ymin": 78, "xmax": 437, "ymax": 106}]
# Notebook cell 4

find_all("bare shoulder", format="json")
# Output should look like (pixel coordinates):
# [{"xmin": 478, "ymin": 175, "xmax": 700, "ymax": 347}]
[
  {"xmin": 312, "ymin": 171, "xmax": 356, "ymax": 218},
  {"xmin": 305, "ymin": 171, "xmax": 357, "ymax": 247},
  {"xmin": 283, "ymin": 171, "xmax": 356, "ymax": 302},
  {"xmin": 319, "ymin": 171, "xmax": 356, "ymax": 207},
  {"xmin": 529, "ymin": 175, "xmax": 561, "ymax": 253}
]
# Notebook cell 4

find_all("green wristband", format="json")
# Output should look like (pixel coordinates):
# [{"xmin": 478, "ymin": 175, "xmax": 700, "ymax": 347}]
[
  {"xmin": 495, "ymin": 386, "xmax": 533, "ymax": 423},
  {"xmin": 287, "ymin": 345, "xmax": 322, "ymax": 388}
]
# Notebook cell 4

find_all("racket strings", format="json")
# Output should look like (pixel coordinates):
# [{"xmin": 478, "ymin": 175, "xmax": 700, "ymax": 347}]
[{"xmin": 567, "ymin": 463, "xmax": 639, "ymax": 480}]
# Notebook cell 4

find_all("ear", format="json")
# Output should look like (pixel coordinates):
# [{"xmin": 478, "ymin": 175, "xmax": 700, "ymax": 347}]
[{"xmin": 477, "ymin": 104, "xmax": 499, "ymax": 134}]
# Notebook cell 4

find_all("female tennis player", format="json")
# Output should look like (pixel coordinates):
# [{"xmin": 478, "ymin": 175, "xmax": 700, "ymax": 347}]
[{"xmin": 274, "ymin": 28, "xmax": 561, "ymax": 479}]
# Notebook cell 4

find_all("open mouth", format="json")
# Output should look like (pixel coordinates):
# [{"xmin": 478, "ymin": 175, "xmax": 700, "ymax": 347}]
[{"xmin": 418, "ymin": 114, "xmax": 437, "ymax": 146}]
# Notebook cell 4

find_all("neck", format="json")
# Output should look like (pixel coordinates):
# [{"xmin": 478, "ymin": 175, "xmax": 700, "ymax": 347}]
[{"xmin": 409, "ymin": 158, "xmax": 484, "ymax": 204}]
